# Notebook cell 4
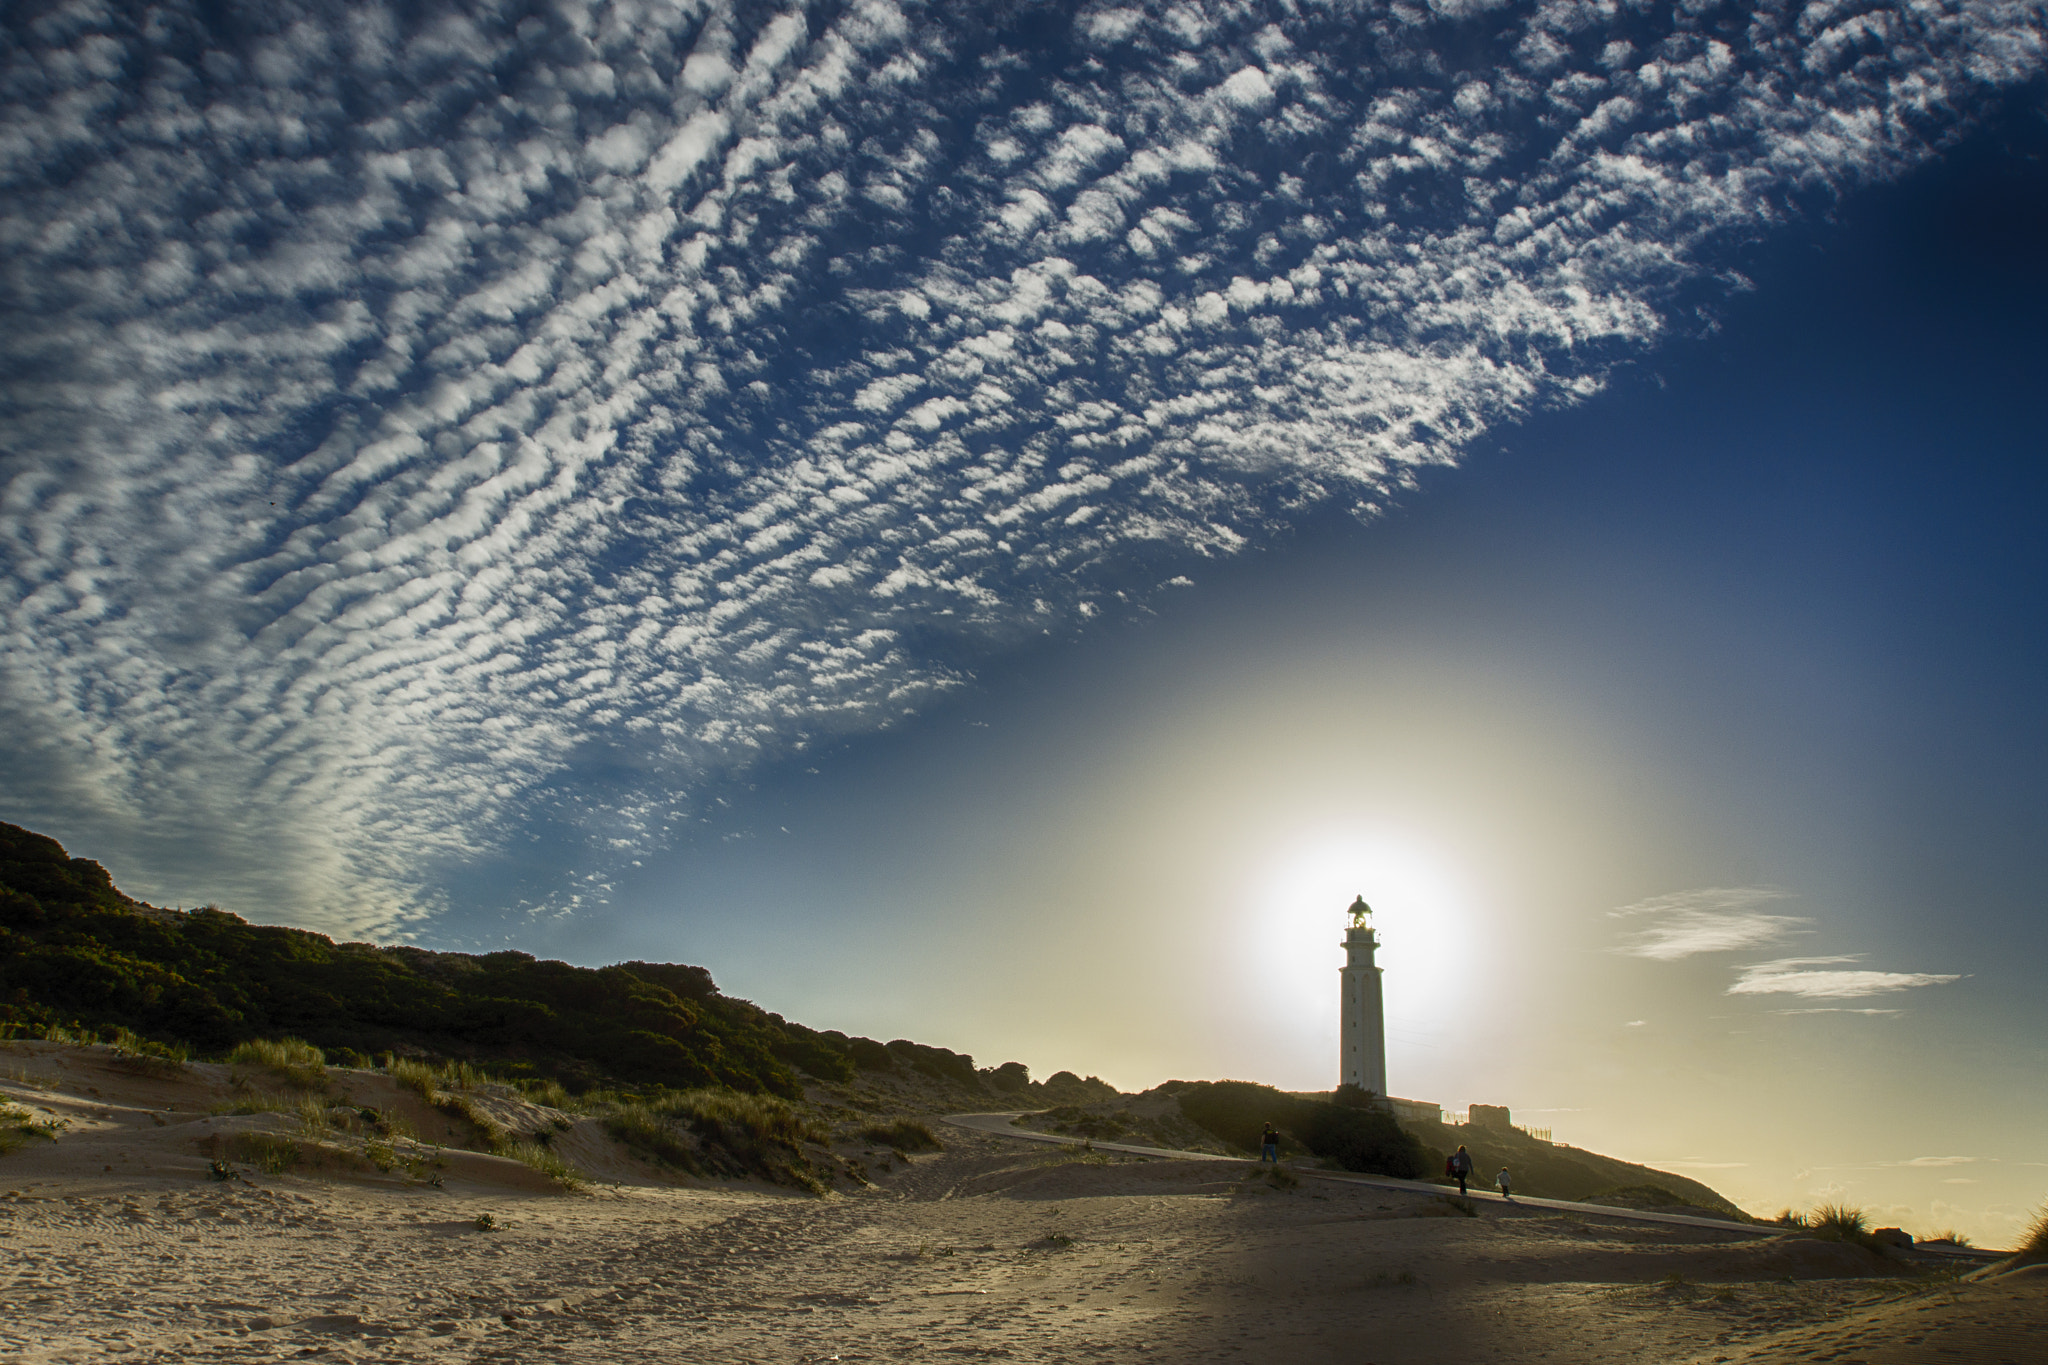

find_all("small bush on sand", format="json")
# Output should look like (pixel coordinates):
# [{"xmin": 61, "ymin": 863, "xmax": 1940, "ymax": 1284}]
[
  {"xmin": 858, "ymin": 1119, "xmax": 942, "ymax": 1152},
  {"xmin": 1772, "ymin": 1208, "xmax": 1810, "ymax": 1228},
  {"xmin": 1922, "ymin": 1229, "xmax": 1972, "ymax": 1247}
]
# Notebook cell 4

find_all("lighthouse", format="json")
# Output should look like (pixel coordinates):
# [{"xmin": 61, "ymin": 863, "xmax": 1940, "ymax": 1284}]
[{"xmin": 1340, "ymin": 894, "xmax": 1387, "ymax": 1097}]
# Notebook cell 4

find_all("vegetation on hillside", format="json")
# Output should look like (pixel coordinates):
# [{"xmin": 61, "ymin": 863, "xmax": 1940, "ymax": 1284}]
[
  {"xmin": 1172, "ymin": 1080, "xmax": 1432, "ymax": 1179},
  {"xmin": 0, "ymin": 822, "xmax": 998, "ymax": 1098},
  {"xmin": 1397, "ymin": 1111, "xmax": 1746, "ymax": 1213}
]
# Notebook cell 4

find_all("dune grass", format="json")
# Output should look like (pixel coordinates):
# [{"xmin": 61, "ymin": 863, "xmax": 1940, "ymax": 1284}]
[
  {"xmin": 1809, "ymin": 1203, "xmax": 1870, "ymax": 1240},
  {"xmin": 0, "ymin": 1101, "xmax": 65, "ymax": 1154},
  {"xmin": 604, "ymin": 1101, "xmax": 701, "ymax": 1171},
  {"xmin": 600, "ymin": 1089, "xmax": 831, "ymax": 1192},
  {"xmin": 503, "ymin": 1139, "xmax": 583, "ymax": 1188},
  {"xmin": 1, "ymin": 1063, "xmax": 60, "ymax": 1090},
  {"xmin": 108, "ymin": 1028, "xmax": 190, "ymax": 1075},
  {"xmin": 385, "ymin": 1056, "xmax": 441, "ymax": 1103},
  {"xmin": 515, "ymin": 1077, "xmax": 576, "ymax": 1110},
  {"xmin": 2019, "ymin": 1205, "xmax": 2048, "ymax": 1261},
  {"xmin": 221, "ymin": 1131, "xmax": 301, "ymax": 1175},
  {"xmin": 858, "ymin": 1119, "xmax": 942, "ymax": 1152},
  {"xmin": 227, "ymin": 1038, "xmax": 326, "ymax": 1089}
]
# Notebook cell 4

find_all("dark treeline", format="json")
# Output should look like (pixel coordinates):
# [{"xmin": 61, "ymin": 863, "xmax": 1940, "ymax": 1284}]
[{"xmin": 0, "ymin": 822, "xmax": 993, "ymax": 1097}]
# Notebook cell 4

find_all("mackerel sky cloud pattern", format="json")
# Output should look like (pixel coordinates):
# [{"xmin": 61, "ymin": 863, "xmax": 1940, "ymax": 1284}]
[{"xmin": 3, "ymin": 0, "xmax": 2043, "ymax": 933}]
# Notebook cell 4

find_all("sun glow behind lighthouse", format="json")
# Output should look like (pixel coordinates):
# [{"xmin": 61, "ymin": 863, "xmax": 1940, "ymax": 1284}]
[{"xmin": 1242, "ymin": 826, "xmax": 1487, "ymax": 1094}]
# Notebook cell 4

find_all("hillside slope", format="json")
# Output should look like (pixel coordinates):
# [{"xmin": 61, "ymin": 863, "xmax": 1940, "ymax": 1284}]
[{"xmin": 0, "ymin": 821, "xmax": 1002, "ymax": 1099}]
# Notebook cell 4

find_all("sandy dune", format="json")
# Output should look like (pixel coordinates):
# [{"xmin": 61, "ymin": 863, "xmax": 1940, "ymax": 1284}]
[{"xmin": 4, "ymin": 1041, "xmax": 2042, "ymax": 1363}]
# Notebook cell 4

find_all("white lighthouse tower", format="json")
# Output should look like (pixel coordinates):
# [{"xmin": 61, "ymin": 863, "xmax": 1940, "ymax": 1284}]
[{"xmin": 1340, "ymin": 895, "xmax": 1387, "ymax": 1098}]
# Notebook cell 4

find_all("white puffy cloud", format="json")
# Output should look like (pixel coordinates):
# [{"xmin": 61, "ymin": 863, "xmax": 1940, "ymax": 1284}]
[{"xmin": 2, "ymin": 0, "xmax": 2043, "ymax": 933}]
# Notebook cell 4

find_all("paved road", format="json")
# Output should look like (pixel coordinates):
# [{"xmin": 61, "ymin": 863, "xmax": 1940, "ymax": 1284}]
[{"xmin": 942, "ymin": 1111, "xmax": 2006, "ymax": 1262}]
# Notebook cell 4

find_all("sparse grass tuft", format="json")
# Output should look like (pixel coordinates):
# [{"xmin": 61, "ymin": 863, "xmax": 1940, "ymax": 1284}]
[
  {"xmin": 210, "ymin": 1091, "xmax": 300, "ymax": 1117},
  {"xmin": 1, "ymin": 1064, "xmax": 60, "ymax": 1090},
  {"xmin": 503, "ymin": 1140, "xmax": 583, "ymax": 1189},
  {"xmin": 227, "ymin": 1037, "xmax": 324, "ymax": 1069},
  {"xmin": 475, "ymin": 1212, "xmax": 497, "ymax": 1231},
  {"xmin": 1809, "ymin": 1203, "xmax": 1870, "ymax": 1241},
  {"xmin": 222, "ymin": 1131, "xmax": 300, "ymax": 1175},
  {"xmin": 387, "ymin": 1057, "xmax": 440, "ymax": 1103},
  {"xmin": 439, "ymin": 1091, "xmax": 508, "ymax": 1148},
  {"xmin": 604, "ymin": 1102, "xmax": 701, "ymax": 1171},
  {"xmin": 227, "ymin": 1038, "xmax": 326, "ymax": 1089},
  {"xmin": 1922, "ymin": 1228, "xmax": 1973, "ymax": 1248},
  {"xmin": 109, "ymin": 1029, "xmax": 190, "ymax": 1075},
  {"xmin": 600, "ymin": 1090, "xmax": 829, "ymax": 1193},
  {"xmin": 2020, "ymin": 1204, "xmax": 2048, "ymax": 1261},
  {"xmin": 0, "ymin": 1101, "xmax": 65, "ymax": 1154},
  {"xmin": 1436, "ymin": 1195, "xmax": 1479, "ymax": 1218},
  {"xmin": 858, "ymin": 1119, "xmax": 941, "ymax": 1152},
  {"xmin": 1772, "ymin": 1208, "xmax": 1810, "ymax": 1228},
  {"xmin": 516, "ymin": 1077, "xmax": 576, "ymax": 1111}
]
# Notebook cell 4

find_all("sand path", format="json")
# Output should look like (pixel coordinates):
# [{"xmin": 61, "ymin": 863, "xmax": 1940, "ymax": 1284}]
[
  {"xmin": 10, "ymin": 1123, "xmax": 2042, "ymax": 1363},
  {"xmin": 946, "ymin": 1111, "xmax": 2002, "ymax": 1252}
]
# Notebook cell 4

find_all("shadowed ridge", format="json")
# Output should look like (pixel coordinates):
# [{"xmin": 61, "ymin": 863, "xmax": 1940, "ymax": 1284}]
[{"xmin": 0, "ymin": 820, "xmax": 986, "ymax": 1103}]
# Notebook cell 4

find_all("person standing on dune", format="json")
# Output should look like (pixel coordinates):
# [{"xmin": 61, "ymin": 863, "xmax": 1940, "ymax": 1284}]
[
  {"xmin": 1449, "ymin": 1145, "xmax": 1473, "ymax": 1196},
  {"xmin": 1259, "ymin": 1123, "xmax": 1280, "ymax": 1164}
]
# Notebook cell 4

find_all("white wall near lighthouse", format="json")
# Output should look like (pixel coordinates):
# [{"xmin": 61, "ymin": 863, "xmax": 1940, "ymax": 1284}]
[{"xmin": 1340, "ymin": 920, "xmax": 1387, "ymax": 1096}]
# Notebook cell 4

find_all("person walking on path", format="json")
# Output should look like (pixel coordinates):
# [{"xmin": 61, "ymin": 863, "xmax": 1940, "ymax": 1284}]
[
  {"xmin": 1259, "ymin": 1123, "xmax": 1280, "ymax": 1164},
  {"xmin": 1448, "ymin": 1145, "xmax": 1473, "ymax": 1196},
  {"xmin": 1496, "ymin": 1167, "xmax": 1513, "ymax": 1199}
]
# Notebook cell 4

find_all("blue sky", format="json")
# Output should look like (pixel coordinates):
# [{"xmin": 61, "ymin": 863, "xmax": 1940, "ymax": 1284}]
[{"xmin": 4, "ymin": 1, "xmax": 2045, "ymax": 1242}]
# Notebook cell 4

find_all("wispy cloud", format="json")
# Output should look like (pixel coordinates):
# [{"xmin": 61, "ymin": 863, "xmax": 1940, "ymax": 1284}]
[
  {"xmin": 1770, "ymin": 1007, "xmax": 1901, "ymax": 1016},
  {"xmin": 1610, "ymin": 887, "xmax": 1807, "ymax": 960},
  {"xmin": 1729, "ymin": 957, "xmax": 1963, "ymax": 1000},
  {"xmin": 2, "ymin": 1, "xmax": 2043, "ymax": 931}
]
